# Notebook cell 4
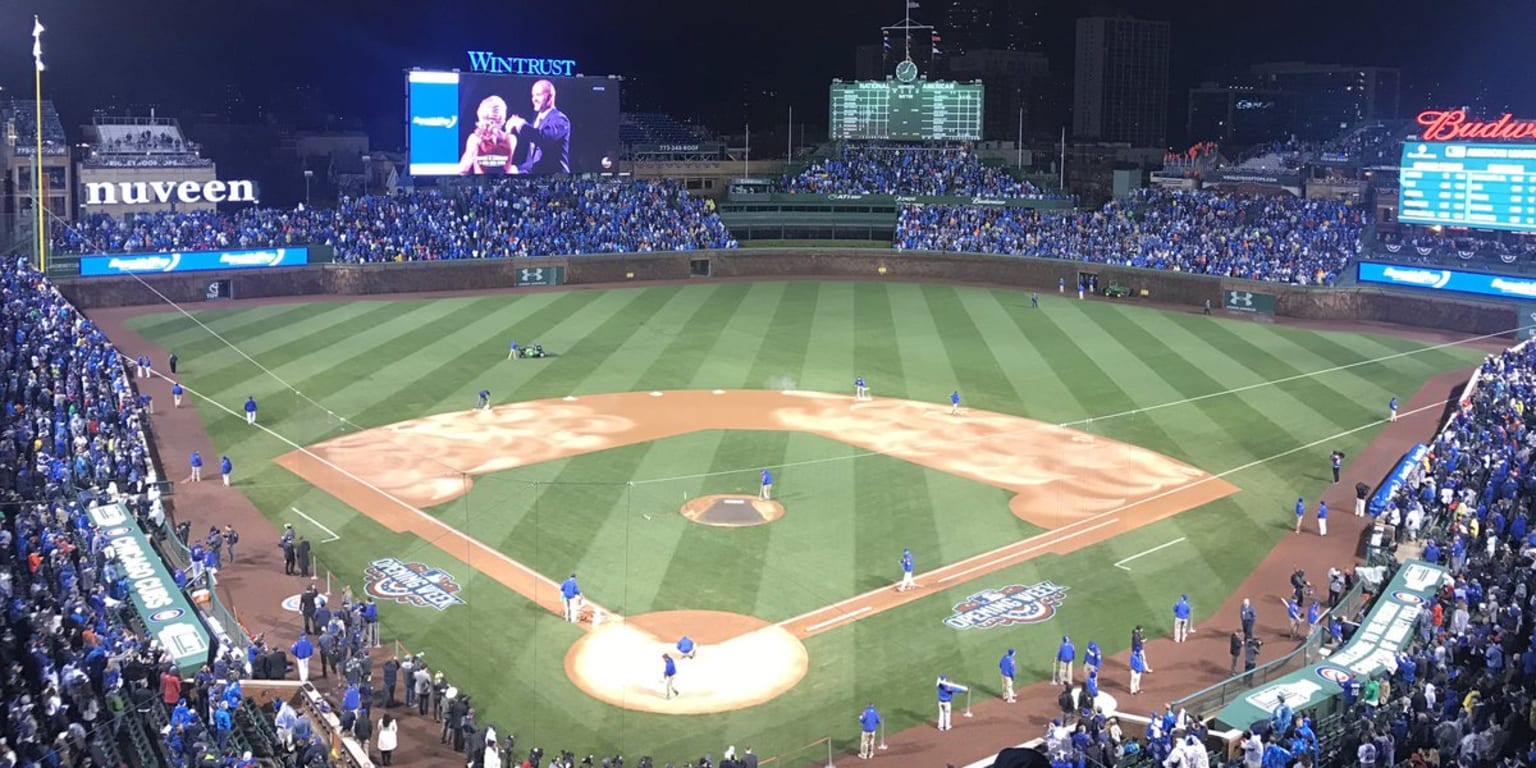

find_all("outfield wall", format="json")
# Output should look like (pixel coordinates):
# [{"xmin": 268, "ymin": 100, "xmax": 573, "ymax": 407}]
[{"xmin": 55, "ymin": 248, "xmax": 1518, "ymax": 337}]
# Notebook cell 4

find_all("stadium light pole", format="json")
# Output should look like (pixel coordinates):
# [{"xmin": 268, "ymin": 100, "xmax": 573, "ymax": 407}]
[{"xmin": 303, "ymin": 170, "xmax": 313, "ymax": 208}]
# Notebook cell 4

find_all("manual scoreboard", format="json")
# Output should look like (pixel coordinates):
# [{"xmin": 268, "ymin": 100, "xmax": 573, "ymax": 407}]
[
  {"xmin": 829, "ymin": 80, "xmax": 984, "ymax": 141},
  {"xmin": 1399, "ymin": 141, "xmax": 1536, "ymax": 232}
]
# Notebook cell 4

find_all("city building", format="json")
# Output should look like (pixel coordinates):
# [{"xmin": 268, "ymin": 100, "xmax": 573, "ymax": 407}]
[
  {"xmin": 1185, "ymin": 86, "xmax": 1296, "ymax": 147},
  {"xmin": 1, "ymin": 99, "xmax": 73, "ymax": 244},
  {"xmin": 1248, "ymin": 62, "xmax": 1400, "ymax": 139},
  {"xmin": 945, "ymin": 49, "xmax": 1055, "ymax": 140},
  {"xmin": 1072, "ymin": 17, "xmax": 1171, "ymax": 148}
]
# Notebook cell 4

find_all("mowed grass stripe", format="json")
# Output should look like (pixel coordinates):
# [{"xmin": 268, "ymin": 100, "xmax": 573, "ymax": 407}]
[
  {"xmin": 190, "ymin": 301, "xmax": 432, "ymax": 397},
  {"xmin": 921, "ymin": 285, "xmax": 1024, "ymax": 414},
  {"xmin": 1143, "ymin": 310, "xmax": 1372, "ymax": 436},
  {"xmin": 799, "ymin": 281, "xmax": 856, "ymax": 396},
  {"xmin": 960, "ymin": 290, "xmax": 1079, "ymax": 422},
  {"xmin": 1278, "ymin": 324, "xmax": 1469, "ymax": 383},
  {"xmin": 166, "ymin": 302, "xmax": 388, "ymax": 370},
  {"xmin": 852, "ymin": 283, "xmax": 906, "ymax": 399},
  {"xmin": 129, "ymin": 302, "xmax": 344, "ymax": 353},
  {"xmin": 628, "ymin": 283, "xmax": 756, "ymax": 390},
  {"xmin": 1000, "ymin": 299, "xmax": 1139, "ymax": 419},
  {"xmin": 1082, "ymin": 307, "xmax": 1299, "ymax": 470},
  {"xmin": 876, "ymin": 284, "xmax": 947, "ymax": 583},
  {"xmin": 562, "ymin": 284, "xmax": 736, "ymax": 395}
]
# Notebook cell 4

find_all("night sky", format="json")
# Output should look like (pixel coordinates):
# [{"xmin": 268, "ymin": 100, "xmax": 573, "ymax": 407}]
[{"xmin": 0, "ymin": 0, "xmax": 1530, "ymax": 147}]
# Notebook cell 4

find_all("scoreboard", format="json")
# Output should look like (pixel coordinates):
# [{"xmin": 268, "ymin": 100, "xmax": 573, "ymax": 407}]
[
  {"xmin": 829, "ymin": 81, "xmax": 984, "ymax": 141},
  {"xmin": 1399, "ymin": 141, "xmax": 1536, "ymax": 232}
]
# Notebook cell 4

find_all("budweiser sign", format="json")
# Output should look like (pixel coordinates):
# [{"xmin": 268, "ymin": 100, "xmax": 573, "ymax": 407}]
[{"xmin": 1417, "ymin": 110, "xmax": 1536, "ymax": 141}]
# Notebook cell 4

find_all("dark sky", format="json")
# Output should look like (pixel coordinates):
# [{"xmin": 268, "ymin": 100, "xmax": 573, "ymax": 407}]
[{"xmin": 0, "ymin": 0, "xmax": 1530, "ymax": 147}]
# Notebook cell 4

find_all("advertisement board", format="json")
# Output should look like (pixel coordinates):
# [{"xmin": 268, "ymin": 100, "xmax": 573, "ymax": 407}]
[
  {"xmin": 87, "ymin": 503, "xmax": 211, "ymax": 674},
  {"xmin": 1356, "ymin": 260, "xmax": 1536, "ymax": 301},
  {"xmin": 79, "ymin": 247, "xmax": 309, "ymax": 277},
  {"xmin": 514, "ymin": 265, "xmax": 566, "ymax": 287},
  {"xmin": 408, "ymin": 70, "xmax": 620, "ymax": 176},
  {"xmin": 1398, "ymin": 141, "xmax": 1536, "ymax": 232},
  {"xmin": 1223, "ymin": 289, "xmax": 1277, "ymax": 315}
]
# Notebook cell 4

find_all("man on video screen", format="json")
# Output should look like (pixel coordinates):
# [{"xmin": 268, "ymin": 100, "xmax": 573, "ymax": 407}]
[
  {"xmin": 507, "ymin": 79, "xmax": 571, "ymax": 174},
  {"xmin": 459, "ymin": 95, "xmax": 517, "ymax": 175}
]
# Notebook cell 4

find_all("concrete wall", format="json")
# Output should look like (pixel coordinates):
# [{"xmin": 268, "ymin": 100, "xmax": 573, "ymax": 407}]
[{"xmin": 57, "ymin": 248, "xmax": 1519, "ymax": 338}]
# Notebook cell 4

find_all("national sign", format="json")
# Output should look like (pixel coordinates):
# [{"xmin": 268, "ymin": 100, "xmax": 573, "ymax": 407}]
[
  {"xmin": 364, "ymin": 558, "xmax": 465, "ymax": 611},
  {"xmin": 944, "ymin": 582, "xmax": 1069, "ymax": 629}
]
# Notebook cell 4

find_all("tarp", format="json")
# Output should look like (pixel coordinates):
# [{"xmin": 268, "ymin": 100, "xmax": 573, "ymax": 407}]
[
  {"xmin": 1212, "ymin": 560, "xmax": 1448, "ymax": 730},
  {"xmin": 88, "ymin": 502, "xmax": 212, "ymax": 674},
  {"xmin": 1369, "ymin": 444, "xmax": 1428, "ymax": 517}
]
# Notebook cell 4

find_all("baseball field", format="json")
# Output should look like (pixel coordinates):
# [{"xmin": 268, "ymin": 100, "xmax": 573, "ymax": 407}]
[{"xmin": 123, "ymin": 280, "xmax": 1483, "ymax": 761}]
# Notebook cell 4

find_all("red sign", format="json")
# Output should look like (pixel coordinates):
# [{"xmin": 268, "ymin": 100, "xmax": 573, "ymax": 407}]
[{"xmin": 1417, "ymin": 109, "xmax": 1536, "ymax": 142}]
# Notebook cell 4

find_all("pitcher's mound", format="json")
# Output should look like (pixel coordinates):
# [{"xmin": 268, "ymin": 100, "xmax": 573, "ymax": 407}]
[
  {"xmin": 565, "ymin": 610, "xmax": 808, "ymax": 714},
  {"xmin": 681, "ymin": 494, "xmax": 784, "ymax": 527}
]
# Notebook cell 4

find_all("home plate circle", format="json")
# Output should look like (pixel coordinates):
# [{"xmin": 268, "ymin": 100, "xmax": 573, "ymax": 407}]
[{"xmin": 281, "ymin": 594, "xmax": 304, "ymax": 613}]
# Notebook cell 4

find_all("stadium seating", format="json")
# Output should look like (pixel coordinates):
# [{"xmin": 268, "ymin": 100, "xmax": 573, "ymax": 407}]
[
  {"xmin": 780, "ymin": 143, "xmax": 1057, "ymax": 199},
  {"xmin": 895, "ymin": 188, "xmax": 1365, "ymax": 285},
  {"xmin": 53, "ymin": 177, "xmax": 737, "ymax": 260},
  {"xmin": 620, "ymin": 112, "xmax": 716, "ymax": 147},
  {"xmin": 2, "ymin": 98, "xmax": 68, "ymax": 156}
]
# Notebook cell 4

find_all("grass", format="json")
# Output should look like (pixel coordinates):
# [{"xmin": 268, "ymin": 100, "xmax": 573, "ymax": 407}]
[{"xmin": 122, "ymin": 281, "xmax": 1484, "ymax": 762}]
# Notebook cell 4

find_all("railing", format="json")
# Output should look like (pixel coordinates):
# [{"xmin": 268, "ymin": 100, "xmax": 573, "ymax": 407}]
[
  {"xmin": 1169, "ymin": 577, "xmax": 1370, "ymax": 722},
  {"xmin": 151, "ymin": 514, "xmax": 252, "ymax": 651}
]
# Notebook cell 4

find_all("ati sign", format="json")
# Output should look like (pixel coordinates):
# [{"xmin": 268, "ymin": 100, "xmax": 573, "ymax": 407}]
[
  {"xmin": 1224, "ymin": 289, "xmax": 1276, "ymax": 315},
  {"xmin": 365, "ymin": 558, "xmax": 465, "ymax": 611},
  {"xmin": 944, "ymin": 582, "xmax": 1069, "ymax": 629},
  {"xmin": 85, "ymin": 179, "xmax": 257, "ymax": 206},
  {"xmin": 516, "ymin": 265, "xmax": 567, "ymax": 287}
]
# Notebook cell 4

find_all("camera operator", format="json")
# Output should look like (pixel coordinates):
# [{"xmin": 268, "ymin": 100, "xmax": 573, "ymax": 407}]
[{"xmin": 1242, "ymin": 636, "xmax": 1264, "ymax": 685}]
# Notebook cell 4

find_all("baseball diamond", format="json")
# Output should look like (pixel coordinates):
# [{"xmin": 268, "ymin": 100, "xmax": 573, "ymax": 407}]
[{"xmin": 99, "ymin": 279, "xmax": 1489, "ymax": 765}]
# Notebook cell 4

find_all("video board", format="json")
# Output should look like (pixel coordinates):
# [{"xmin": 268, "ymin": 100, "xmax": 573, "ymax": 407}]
[
  {"xmin": 1399, "ymin": 141, "xmax": 1536, "ymax": 232},
  {"xmin": 408, "ymin": 70, "xmax": 620, "ymax": 176},
  {"xmin": 829, "ymin": 81, "xmax": 984, "ymax": 141}
]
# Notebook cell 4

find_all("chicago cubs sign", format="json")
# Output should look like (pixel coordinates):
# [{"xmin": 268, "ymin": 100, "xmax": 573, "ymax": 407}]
[
  {"xmin": 364, "ymin": 558, "xmax": 466, "ymax": 611},
  {"xmin": 944, "ymin": 582, "xmax": 1069, "ymax": 630}
]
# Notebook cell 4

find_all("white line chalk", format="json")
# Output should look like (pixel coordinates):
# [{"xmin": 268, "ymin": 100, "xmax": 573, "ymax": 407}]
[
  {"xmin": 804, "ymin": 606, "xmax": 871, "ymax": 633},
  {"xmin": 1114, "ymin": 537, "xmax": 1189, "ymax": 571},
  {"xmin": 291, "ymin": 507, "xmax": 342, "ymax": 543}
]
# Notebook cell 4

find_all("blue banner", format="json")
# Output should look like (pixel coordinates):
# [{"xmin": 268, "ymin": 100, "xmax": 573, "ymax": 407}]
[
  {"xmin": 79, "ymin": 247, "xmax": 309, "ymax": 277},
  {"xmin": 1370, "ymin": 443, "xmax": 1428, "ymax": 517},
  {"xmin": 1357, "ymin": 261, "xmax": 1536, "ymax": 300},
  {"xmin": 407, "ymin": 71, "xmax": 462, "ymax": 174}
]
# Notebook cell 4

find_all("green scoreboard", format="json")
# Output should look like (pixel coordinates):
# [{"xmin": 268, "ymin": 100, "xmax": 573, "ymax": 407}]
[{"xmin": 829, "ymin": 80, "xmax": 984, "ymax": 141}]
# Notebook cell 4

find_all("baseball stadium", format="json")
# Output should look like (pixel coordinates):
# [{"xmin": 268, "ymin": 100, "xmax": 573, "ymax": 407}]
[{"xmin": 3, "ymin": 5, "xmax": 1535, "ymax": 768}]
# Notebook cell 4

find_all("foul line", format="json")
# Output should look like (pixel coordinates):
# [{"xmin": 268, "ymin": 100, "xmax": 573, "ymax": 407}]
[
  {"xmin": 1113, "ymin": 537, "xmax": 1188, "ymax": 571},
  {"xmin": 804, "ymin": 606, "xmax": 870, "ymax": 633},
  {"xmin": 290, "ymin": 506, "xmax": 342, "ymax": 543},
  {"xmin": 150, "ymin": 370, "xmax": 616, "ymax": 624},
  {"xmin": 779, "ymin": 396, "xmax": 1453, "ymax": 634}
]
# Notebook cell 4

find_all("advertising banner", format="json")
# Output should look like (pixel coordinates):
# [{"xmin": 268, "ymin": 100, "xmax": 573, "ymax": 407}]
[
  {"xmin": 514, "ymin": 265, "xmax": 566, "ymax": 287},
  {"xmin": 1213, "ymin": 560, "xmax": 1447, "ymax": 730},
  {"xmin": 87, "ymin": 503, "xmax": 211, "ymax": 674},
  {"xmin": 79, "ymin": 247, "xmax": 309, "ymax": 277},
  {"xmin": 1223, "ymin": 289, "xmax": 1277, "ymax": 315},
  {"xmin": 1357, "ymin": 261, "xmax": 1536, "ymax": 301}
]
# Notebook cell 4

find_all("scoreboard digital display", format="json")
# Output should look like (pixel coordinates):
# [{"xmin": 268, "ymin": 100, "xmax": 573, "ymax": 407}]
[
  {"xmin": 829, "ymin": 81, "xmax": 984, "ymax": 141},
  {"xmin": 1399, "ymin": 141, "xmax": 1536, "ymax": 232}
]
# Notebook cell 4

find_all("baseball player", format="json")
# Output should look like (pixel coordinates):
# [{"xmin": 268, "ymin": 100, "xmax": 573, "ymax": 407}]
[
  {"xmin": 243, "ymin": 396, "xmax": 258, "ymax": 425},
  {"xmin": 759, "ymin": 469, "xmax": 773, "ymax": 500},
  {"xmin": 1058, "ymin": 277, "xmax": 1066, "ymax": 294},
  {"xmin": 661, "ymin": 653, "xmax": 678, "ymax": 699},
  {"xmin": 172, "ymin": 382, "xmax": 184, "ymax": 408},
  {"xmin": 1083, "ymin": 640, "xmax": 1101, "ymax": 682},
  {"xmin": 477, "ymin": 389, "xmax": 491, "ymax": 410},
  {"xmin": 1316, "ymin": 500, "xmax": 1328, "ymax": 537},
  {"xmin": 935, "ymin": 676, "xmax": 967, "ymax": 731},
  {"xmin": 949, "ymin": 390, "xmax": 961, "ymax": 415},
  {"xmin": 1294, "ymin": 497, "xmax": 1305, "ymax": 534},
  {"xmin": 1172, "ymin": 594, "xmax": 1191, "ymax": 642},
  {"xmin": 897, "ymin": 547, "xmax": 916, "ymax": 592},
  {"xmin": 560, "ymin": 574, "xmax": 582, "ymax": 623},
  {"xmin": 1052, "ymin": 635, "xmax": 1075, "ymax": 685},
  {"xmin": 220, "ymin": 456, "xmax": 234, "ymax": 487},
  {"xmin": 188, "ymin": 451, "xmax": 203, "ymax": 483},
  {"xmin": 677, "ymin": 635, "xmax": 696, "ymax": 660},
  {"xmin": 858, "ymin": 703, "xmax": 881, "ymax": 758},
  {"xmin": 855, "ymin": 377, "xmax": 869, "ymax": 401},
  {"xmin": 508, "ymin": 339, "xmax": 520, "ymax": 360},
  {"xmin": 1388, "ymin": 396, "xmax": 1398, "ymax": 422},
  {"xmin": 1128, "ymin": 647, "xmax": 1148, "ymax": 695},
  {"xmin": 999, "ymin": 649, "xmax": 1017, "ymax": 703}
]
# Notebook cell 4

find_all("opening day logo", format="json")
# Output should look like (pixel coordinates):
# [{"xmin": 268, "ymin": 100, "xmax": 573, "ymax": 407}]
[
  {"xmin": 944, "ymin": 582, "xmax": 1070, "ymax": 630},
  {"xmin": 364, "ymin": 558, "xmax": 466, "ymax": 611}
]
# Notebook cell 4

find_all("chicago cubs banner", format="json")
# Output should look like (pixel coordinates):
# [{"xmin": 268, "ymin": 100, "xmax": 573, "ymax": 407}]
[{"xmin": 87, "ymin": 502, "xmax": 212, "ymax": 674}]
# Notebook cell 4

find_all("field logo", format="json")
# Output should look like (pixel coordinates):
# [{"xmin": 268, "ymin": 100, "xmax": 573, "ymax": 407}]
[
  {"xmin": 944, "ymin": 582, "xmax": 1069, "ymax": 630},
  {"xmin": 364, "ymin": 558, "xmax": 465, "ymax": 611},
  {"xmin": 1316, "ymin": 666, "xmax": 1354, "ymax": 685}
]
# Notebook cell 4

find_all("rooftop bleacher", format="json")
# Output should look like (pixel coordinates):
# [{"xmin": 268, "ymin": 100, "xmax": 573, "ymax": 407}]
[
  {"xmin": 3, "ymin": 98, "xmax": 69, "ymax": 157},
  {"xmin": 83, "ymin": 117, "xmax": 212, "ymax": 168}
]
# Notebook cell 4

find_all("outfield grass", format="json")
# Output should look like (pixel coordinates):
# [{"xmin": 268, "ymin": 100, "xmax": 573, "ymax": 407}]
[{"xmin": 124, "ymin": 282, "xmax": 1484, "ymax": 761}]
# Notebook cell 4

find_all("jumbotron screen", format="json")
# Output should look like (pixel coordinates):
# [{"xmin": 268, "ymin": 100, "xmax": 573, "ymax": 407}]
[
  {"xmin": 407, "ymin": 70, "xmax": 620, "ymax": 176},
  {"xmin": 1399, "ymin": 141, "xmax": 1536, "ymax": 232},
  {"xmin": 829, "ymin": 81, "xmax": 984, "ymax": 141}
]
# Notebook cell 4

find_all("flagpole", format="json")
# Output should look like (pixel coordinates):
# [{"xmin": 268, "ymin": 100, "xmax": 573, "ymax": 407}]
[{"xmin": 32, "ymin": 15, "xmax": 46, "ymax": 274}]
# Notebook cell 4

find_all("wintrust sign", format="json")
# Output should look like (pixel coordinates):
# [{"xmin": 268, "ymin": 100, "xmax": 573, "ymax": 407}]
[{"xmin": 84, "ymin": 179, "xmax": 257, "ymax": 206}]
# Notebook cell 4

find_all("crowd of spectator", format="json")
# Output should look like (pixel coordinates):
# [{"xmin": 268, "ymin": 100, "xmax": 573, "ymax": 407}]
[
  {"xmin": 0, "ymin": 255, "xmax": 321, "ymax": 767},
  {"xmin": 1375, "ymin": 227, "xmax": 1536, "ymax": 269},
  {"xmin": 895, "ymin": 188, "xmax": 1365, "ymax": 285},
  {"xmin": 3, "ymin": 100, "xmax": 69, "ymax": 157},
  {"xmin": 780, "ymin": 144, "xmax": 1054, "ymax": 199},
  {"xmin": 53, "ymin": 177, "xmax": 737, "ymax": 261}
]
